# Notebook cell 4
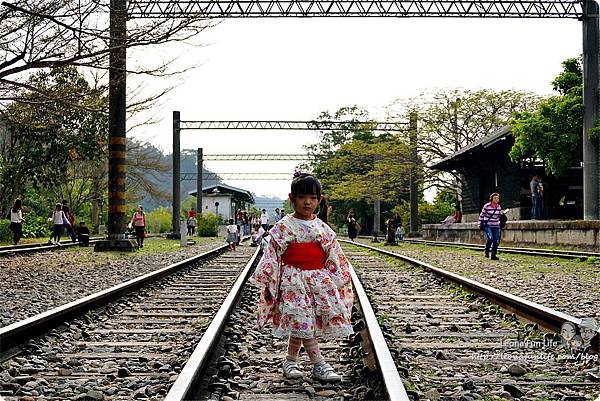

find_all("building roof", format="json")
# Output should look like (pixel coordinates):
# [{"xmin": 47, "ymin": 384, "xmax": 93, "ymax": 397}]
[
  {"xmin": 430, "ymin": 125, "xmax": 512, "ymax": 171},
  {"xmin": 189, "ymin": 183, "xmax": 255, "ymax": 203}
]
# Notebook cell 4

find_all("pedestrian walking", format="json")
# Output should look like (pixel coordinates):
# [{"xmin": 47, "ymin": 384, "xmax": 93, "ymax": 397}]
[
  {"xmin": 242, "ymin": 211, "xmax": 249, "ymax": 236},
  {"xmin": 9, "ymin": 199, "xmax": 24, "ymax": 245},
  {"xmin": 62, "ymin": 200, "xmax": 76, "ymax": 242},
  {"xmin": 347, "ymin": 211, "xmax": 358, "ymax": 242},
  {"xmin": 395, "ymin": 224, "xmax": 405, "ymax": 241},
  {"xmin": 479, "ymin": 192, "xmax": 502, "ymax": 260},
  {"xmin": 274, "ymin": 207, "xmax": 283, "ymax": 222},
  {"xmin": 49, "ymin": 203, "xmax": 65, "ymax": 244},
  {"xmin": 129, "ymin": 205, "xmax": 146, "ymax": 248},
  {"xmin": 188, "ymin": 207, "xmax": 197, "ymax": 219},
  {"xmin": 226, "ymin": 218, "xmax": 238, "ymax": 251},
  {"xmin": 187, "ymin": 215, "xmax": 196, "ymax": 236},
  {"xmin": 260, "ymin": 208, "xmax": 269, "ymax": 231},
  {"xmin": 250, "ymin": 173, "xmax": 353, "ymax": 383}
]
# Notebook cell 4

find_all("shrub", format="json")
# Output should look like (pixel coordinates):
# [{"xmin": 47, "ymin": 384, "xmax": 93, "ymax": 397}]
[
  {"xmin": 393, "ymin": 200, "xmax": 454, "ymax": 231},
  {"xmin": 197, "ymin": 212, "xmax": 220, "ymax": 237},
  {"xmin": 0, "ymin": 220, "xmax": 11, "ymax": 243},
  {"xmin": 22, "ymin": 213, "xmax": 51, "ymax": 238},
  {"xmin": 145, "ymin": 206, "xmax": 172, "ymax": 233}
]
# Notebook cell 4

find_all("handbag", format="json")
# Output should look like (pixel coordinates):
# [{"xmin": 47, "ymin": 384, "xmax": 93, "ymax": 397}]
[{"xmin": 500, "ymin": 213, "xmax": 508, "ymax": 229}]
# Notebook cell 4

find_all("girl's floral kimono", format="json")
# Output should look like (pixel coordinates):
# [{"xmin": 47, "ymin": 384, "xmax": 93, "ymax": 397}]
[{"xmin": 250, "ymin": 214, "xmax": 354, "ymax": 339}]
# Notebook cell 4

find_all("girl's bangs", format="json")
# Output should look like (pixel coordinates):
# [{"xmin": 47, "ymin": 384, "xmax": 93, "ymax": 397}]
[{"xmin": 292, "ymin": 176, "xmax": 321, "ymax": 196}]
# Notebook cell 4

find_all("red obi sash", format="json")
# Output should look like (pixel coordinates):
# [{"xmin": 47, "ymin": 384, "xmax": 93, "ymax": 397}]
[{"xmin": 282, "ymin": 242, "xmax": 326, "ymax": 270}]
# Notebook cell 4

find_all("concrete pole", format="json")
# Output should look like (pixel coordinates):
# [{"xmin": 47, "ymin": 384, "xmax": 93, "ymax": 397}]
[
  {"xmin": 583, "ymin": 0, "xmax": 600, "ymax": 220},
  {"xmin": 197, "ymin": 148, "xmax": 203, "ymax": 216},
  {"xmin": 107, "ymin": 0, "xmax": 127, "ymax": 238},
  {"xmin": 172, "ymin": 111, "xmax": 181, "ymax": 237},
  {"xmin": 372, "ymin": 198, "xmax": 381, "ymax": 242},
  {"xmin": 409, "ymin": 112, "xmax": 419, "ymax": 235}
]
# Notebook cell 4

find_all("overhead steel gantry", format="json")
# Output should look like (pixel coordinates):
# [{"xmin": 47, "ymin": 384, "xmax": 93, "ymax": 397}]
[
  {"xmin": 172, "ymin": 112, "xmax": 408, "ymax": 236},
  {"xmin": 101, "ymin": 0, "xmax": 599, "ymax": 253},
  {"xmin": 202, "ymin": 153, "xmax": 310, "ymax": 160},
  {"xmin": 181, "ymin": 172, "xmax": 292, "ymax": 180},
  {"xmin": 128, "ymin": 0, "xmax": 583, "ymax": 18}
]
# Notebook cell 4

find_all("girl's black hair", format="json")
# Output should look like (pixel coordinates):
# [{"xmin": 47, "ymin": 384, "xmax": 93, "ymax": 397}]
[
  {"xmin": 291, "ymin": 173, "xmax": 322, "ymax": 198},
  {"xmin": 12, "ymin": 199, "xmax": 22, "ymax": 213}
]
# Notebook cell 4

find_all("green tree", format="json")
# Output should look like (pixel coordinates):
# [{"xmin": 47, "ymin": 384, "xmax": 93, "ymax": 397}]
[
  {"xmin": 390, "ymin": 88, "xmax": 538, "ymax": 198},
  {"xmin": 509, "ymin": 57, "xmax": 593, "ymax": 176},
  {"xmin": 0, "ymin": 67, "xmax": 107, "ymax": 216}
]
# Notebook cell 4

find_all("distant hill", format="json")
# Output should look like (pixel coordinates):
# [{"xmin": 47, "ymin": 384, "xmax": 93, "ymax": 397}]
[{"xmin": 253, "ymin": 195, "xmax": 285, "ymax": 213}]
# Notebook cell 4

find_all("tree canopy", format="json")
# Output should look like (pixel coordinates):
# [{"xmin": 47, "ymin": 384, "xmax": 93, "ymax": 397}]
[{"xmin": 509, "ymin": 57, "xmax": 597, "ymax": 175}]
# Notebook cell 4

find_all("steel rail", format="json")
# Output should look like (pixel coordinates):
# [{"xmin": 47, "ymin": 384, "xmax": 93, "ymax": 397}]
[
  {"xmin": 340, "ymin": 240, "xmax": 600, "ymax": 346},
  {"xmin": 164, "ymin": 246, "xmax": 261, "ymax": 401},
  {"xmin": 0, "ymin": 238, "xmax": 102, "ymax": 257},
  {"xmin": 347, "ymin": 259, "xmax": 411, "ymax": 401},
  {"xmin": 0, "ymin": 243, "xmax": 229, "ymax": 353},
  {"xmin": 401, "ymin": 238, "xmax": 600, "ymax": 259}
]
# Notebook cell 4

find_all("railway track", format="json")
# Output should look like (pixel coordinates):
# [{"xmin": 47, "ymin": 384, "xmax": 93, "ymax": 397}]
[
  {"xmin": 342, "ymin": 241, "xmax": 600, "ymax": 400},
  {"xmin": 0, "ymin": 244, "xmax": 256, "ymax": 399},
  {"xmin": 2, "ymin": 238, "xmax": 598, "ymax": 400},
  {"xmin": 395, "ymin": 238, "xmax": 600, "ymax": 260},
  {"xmin": 0, "ymin": 238, "xmax": 103, "ymax": 257}
]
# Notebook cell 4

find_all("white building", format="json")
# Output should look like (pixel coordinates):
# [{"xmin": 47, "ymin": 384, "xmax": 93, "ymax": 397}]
[{"xmin": 189, "ymin": 183, "xmax": 254, "ymax": 222}]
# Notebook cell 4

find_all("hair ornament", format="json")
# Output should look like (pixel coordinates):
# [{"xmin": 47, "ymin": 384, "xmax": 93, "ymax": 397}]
[{"xmin": 293, "ymin": 168, "xmax": 303, "ymax": 178}]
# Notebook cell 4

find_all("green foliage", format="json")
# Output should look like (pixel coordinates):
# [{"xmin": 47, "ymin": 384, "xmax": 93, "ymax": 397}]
[
  {"xmin": 196, "ymin": 212, "xmax": 220, "ymax": 237},
  {"xmin": 510, "ymin": 57, "xmax": 592, "ymax": 175},
  {"xmin": 393, "ymin": 199, "xmax": 454, "ymax": 230},
  {"xmin": 0, "ymin": 220, "xmax": 11, "ymax": 243},
  {"xmin": 22, "ymin": 213, "xmax": 51, "ymax": 238},
  {"xmin": 145, "ymin": 206, "xmax": 172, "ymax": 233},
  {"xmin": 303, "ymin": 107, "xmax": 416, "ymax": 233},
  {"xmin": 0, "ymin": 67, "xmax": 107, "ymax": 215}
]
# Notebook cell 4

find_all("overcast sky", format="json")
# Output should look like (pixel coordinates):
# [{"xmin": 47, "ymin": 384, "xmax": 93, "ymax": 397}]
[{"xmin": 128, "ymin": 17, "xmax": 582, "ymax": 199}]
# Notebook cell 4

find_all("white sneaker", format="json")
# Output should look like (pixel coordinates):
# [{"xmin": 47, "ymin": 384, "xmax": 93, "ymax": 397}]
[
  {"xmin": 312, "ymin": 361, "xmax": 341, "ymax": 382},
  {"xmin": 282, "ymin": 360, "xmax": 303, "ymax": 379}
]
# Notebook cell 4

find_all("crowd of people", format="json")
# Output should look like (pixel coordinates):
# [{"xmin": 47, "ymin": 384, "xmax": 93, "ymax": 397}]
[{"xmin": 7, "ymin": 198, "xmax": 90, "ymax": 246}]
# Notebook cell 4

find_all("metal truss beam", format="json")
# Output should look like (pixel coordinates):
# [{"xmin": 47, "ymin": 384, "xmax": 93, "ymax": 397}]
[
  {"xmin": 203, "ymin": 153, "xmax": 310, "ymax": 160},
  {"xmin": 182, "ymin": 172, "xmax": 292, "ymax": 180},
  {"xmin": 129, "ymin": 1, "xmax": 584, "ymax": 19},
  {"xmin": 180, "ymin": 120, "xmax": 406, "ymax": 131}
]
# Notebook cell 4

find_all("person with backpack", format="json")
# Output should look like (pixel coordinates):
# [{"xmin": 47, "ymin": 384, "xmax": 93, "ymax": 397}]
[{"xmin": 479, "ymin": 192, "xmax": 502, "ymax": 260}]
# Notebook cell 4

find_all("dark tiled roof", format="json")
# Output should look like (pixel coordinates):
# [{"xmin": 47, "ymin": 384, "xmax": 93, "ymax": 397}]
[{"xmin": 430, "ymin": 125, "xmax": 512, "ymax": 170}]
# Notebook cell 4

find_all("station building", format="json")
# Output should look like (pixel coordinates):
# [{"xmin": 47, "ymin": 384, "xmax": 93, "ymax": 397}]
[
  {"xmin": 424, "ymin": 126, "xmax": 600, "ymax": 249},
  {"xmin": 189, "ymin": 183, "xmax": 254, "ymax": 221},
  {"xmin": 430, "ymin": 125, "xmax": 583, "ymax": 223}
]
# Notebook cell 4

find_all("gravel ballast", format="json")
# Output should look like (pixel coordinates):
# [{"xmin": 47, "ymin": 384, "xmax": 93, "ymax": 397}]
[
  {"xmin": 355, "ymin": 239, "xmax": 600, "ymax": 319},
  {"xmin": 0, "ymin": 238, "xmax": 224, "ymax": 327}
]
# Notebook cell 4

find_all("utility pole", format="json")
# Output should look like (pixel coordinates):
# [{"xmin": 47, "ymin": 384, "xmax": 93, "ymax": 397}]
[
  {"xmin": 172, "ymin": 111, "xmax": 181, "ymax": 238},
  {"xmin": 409, "ymin": 112, "xmax": 419, "ymax": 236},
  {"xmin": 582, "ymin": 0, "xmax": 600, "ymax": 220},
  {"xmin": 197, "ymin": 148, "xmax": 203, "ymax": 215},
  {"xmin": 95, "ymin": 0, "xmax": 136, "ymax": 251}
]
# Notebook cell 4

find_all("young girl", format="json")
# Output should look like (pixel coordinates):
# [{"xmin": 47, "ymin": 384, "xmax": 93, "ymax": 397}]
[
  {"xmin": 226, "ymin": 218, "xmax": 238, "ymax": 251},
  {"xmin": 251, "ymin": 173, "xmax": 353, "ymax": 382}
]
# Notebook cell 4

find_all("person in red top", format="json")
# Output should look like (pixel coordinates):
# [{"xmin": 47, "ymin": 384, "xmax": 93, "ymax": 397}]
[
  {"xmin": 129, "ymin": 205, "xmax": 146, "ymax": 248},
  {"xmin": 187, "ymin": 207, "xmax": 197, "ymax": 219}
]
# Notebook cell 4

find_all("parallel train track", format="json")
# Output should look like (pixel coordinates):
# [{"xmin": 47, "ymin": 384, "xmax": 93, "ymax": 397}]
[{"xmin": 1, "ymin": 240, "xmax": 598, "ymax": 400}]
